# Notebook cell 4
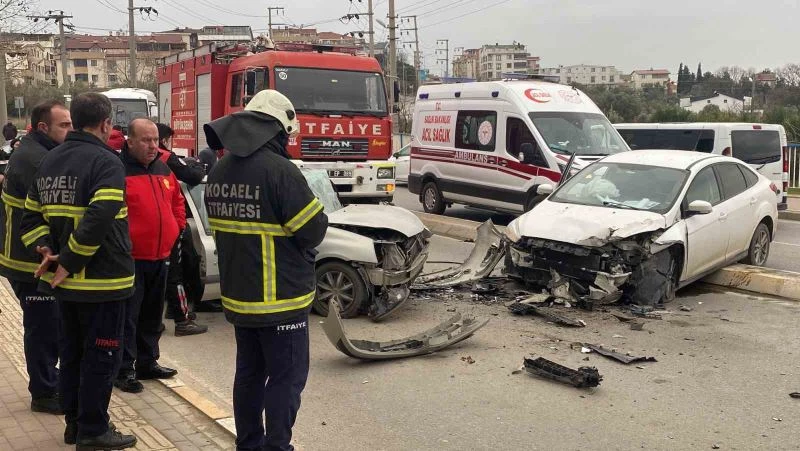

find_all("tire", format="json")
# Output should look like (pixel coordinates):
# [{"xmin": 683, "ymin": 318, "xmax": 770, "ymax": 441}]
[
  {"xmin": 629, "ymin": 248, "xmax": 678, "ymax": 306},
  {"xmin": 421, "ymin": 181, "xmax": 446, "ymax": 215},
  {"xmin": 313, "ymin": 261, "xmax": 368, "ymax": 318},
  {"xmin": 524, "ymin": 192, "xmax": 542, "ymax": 213},
  {"xmin": 742, "ymin": 222, "xmax": 771, "ymax": 267}
]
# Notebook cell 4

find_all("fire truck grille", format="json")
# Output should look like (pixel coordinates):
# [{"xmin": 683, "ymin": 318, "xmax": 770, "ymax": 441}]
[{"xmin": 301, "ymin": 138, "xmax": 370, "ymax": 158}]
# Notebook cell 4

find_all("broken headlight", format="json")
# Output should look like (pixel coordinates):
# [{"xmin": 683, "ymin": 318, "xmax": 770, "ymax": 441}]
[{"xmin": 377, "ymin": 167, "xmax": 395, "ymax": 179}]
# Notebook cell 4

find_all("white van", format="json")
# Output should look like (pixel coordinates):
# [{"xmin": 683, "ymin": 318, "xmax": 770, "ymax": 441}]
[
  {"xmin": 614, "ymin": 123, "xmax": 788, "ymax": 210},
  {"xmin": 408, "ymin": 80, "xmax": 629, "ymax": 214}
]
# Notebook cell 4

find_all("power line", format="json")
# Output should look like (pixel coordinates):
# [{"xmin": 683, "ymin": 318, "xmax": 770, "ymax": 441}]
[
  {"xmin": 190, "ymin": 0, "xmax": 266, "ymax": 18},
  {"xmin": 420, "ymin": 0, "xmax": 517, "ymax": 29},
  {"xmin": 397, "ymin": 0, "xmax": 444, "ymax": 14},
  {"xmin": 159, "ymin": 0, "xmax": 221, "ymax": 24},
  {"xmin": 95, "ymin": 0, "xmax": 126, "ymax": 14},
  {"xmin": 417, "ymin": 0, "xmax": 480, "ymax": 18}
]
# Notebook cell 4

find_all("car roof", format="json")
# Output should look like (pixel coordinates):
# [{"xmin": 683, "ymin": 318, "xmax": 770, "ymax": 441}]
[{"xmin": 601, "ymin": 149, "xmax": 728, "ymax": 169}]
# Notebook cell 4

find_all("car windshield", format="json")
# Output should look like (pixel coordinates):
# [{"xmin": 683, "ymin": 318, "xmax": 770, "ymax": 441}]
[
  {"xmin": 274, "ymin": 67, "xmax": 388, "ymax": 116},
  {"xmin": 529, "ymin": 112, "xmax": 628, "ymax": 156},
  {"xmin": 187, "ymin": 170, "xmax": 342, "ymax": 233},
  {"xmin": 550, "ymin": 162, "xmax": 688, "ymax": 213}
]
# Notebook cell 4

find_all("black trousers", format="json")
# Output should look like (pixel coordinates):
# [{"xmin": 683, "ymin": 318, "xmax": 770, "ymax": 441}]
[
  {"xmin": 121, "ymin": 259, "xmax": 167, "ymax": 376},
  {"xmin": 10, "ymin": 280, "xmax": 59, "ymax": 399},
  {"xmin": 59, "ymin": 299, "xmax": 125, "ymax": 439},
  {"xmin": 233, "ymin": 314, "xmax": 310, "ymax": 451},
  {"xmin": 165, "ymin": 230, "xmax": 189, "ymax": 323}
]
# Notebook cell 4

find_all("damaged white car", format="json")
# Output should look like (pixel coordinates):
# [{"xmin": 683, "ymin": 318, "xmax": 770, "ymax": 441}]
[
  {"xmin": 505, "ymin": 150, "xmax": 778, "ymax": 306},
  {"xmin": 181, "ymin": 170, "xmax": 431, "ymax": 321}
]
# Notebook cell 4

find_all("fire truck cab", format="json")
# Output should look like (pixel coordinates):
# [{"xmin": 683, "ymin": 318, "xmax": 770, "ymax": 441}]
[{"xmin": 157, "ymin": 42, "xmax": 396, "ymax": 203}]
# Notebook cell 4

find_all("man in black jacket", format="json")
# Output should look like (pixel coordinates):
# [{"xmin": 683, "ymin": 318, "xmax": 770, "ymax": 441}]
[
  {"xmin": 203, "ymin": 90, "xmax": 327, "ymax": 451},
  {"xmin": 21, "ymin": 93, "xmax": 137, "ymax": 449},
  {"xmin": 0, "ymin": 100, "xmax": 72, "ymax": 415}
]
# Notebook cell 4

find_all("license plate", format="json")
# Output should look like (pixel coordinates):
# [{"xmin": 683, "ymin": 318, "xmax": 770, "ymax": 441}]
[{"xmin": 327, "ymin": 170, "xmax": 353, "ymax": 178}]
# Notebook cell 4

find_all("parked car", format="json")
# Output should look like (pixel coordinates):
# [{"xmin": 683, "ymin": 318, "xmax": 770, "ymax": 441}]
[
  {"xmin": 181, "ymin": 170, "xmax": 431, "ymax": 321},
  {"xmin": 390, "ymin": 143, "xmax": 411, "ymax": 184},
  {"xmin": 504, "ymin": 150, "xmax": 778, "ymax": 306},
  {"xmin": 614, "ymin": 122, "xmax": 788, "ymax": 210}
]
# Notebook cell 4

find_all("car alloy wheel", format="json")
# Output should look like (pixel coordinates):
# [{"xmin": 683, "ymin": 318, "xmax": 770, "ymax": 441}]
[
  {"xmin": 747, "ymin": 223, "xmax": 771, "ymax": 267},
  {"xmin": 314, "ymin": 261, "xmax": 367, "ymax": 318},
  {"xmin": 422, "ymin": 181, "xmax": 445, "ymax": 214}
]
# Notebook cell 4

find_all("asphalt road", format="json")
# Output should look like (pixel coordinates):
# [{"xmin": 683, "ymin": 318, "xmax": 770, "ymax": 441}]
[
  {"xmin": 392, "ymin": 187, "xmax": 800, "ymax": 273},
  {"xmin": 159, "ymin": 235, "xmax": 800, "ymax": 450}
]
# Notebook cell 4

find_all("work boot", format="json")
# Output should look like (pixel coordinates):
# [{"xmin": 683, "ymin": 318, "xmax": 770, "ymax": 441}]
[
  {"xmin": 113, "ymin": 374, "xmax": 144, "ymax": 393},
  {"xmin": 76, "ymin": 428, "xmax": 136, "ymax": 450},
  {"xmin": 31, "ymin": 394, "xmax": 62, "ymax": 414},
  {"xmin": 174, "ymin": 319, "xmax": 208, "ymax": 337},
  {"xmin": 136, "ymin": 363, "xmax": 177, "ymax": 380},
  {"xmin": 66, "ymin": 421, "xmax": 117, "ymax": 445}
]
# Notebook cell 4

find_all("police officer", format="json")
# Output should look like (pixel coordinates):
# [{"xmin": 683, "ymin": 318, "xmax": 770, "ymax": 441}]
[
  {"xmin": 21, "ymin": 93, "xmax": 137, "ymax": 449},
  {"xmin": 0, "ymin": 100, "xmax": 72, "ymax": 415},
  {"xmin": 203, "ymin": 90, "xmax": 327, "ymax": 451}
]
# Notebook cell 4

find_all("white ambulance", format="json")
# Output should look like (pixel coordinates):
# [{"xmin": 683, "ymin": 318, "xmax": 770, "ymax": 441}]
[
  {"xmin": 614, "ymin": 122, "xmax": 789, "ymax": 210},
  {"xmin": 408, "ymin": 80, "xmax": 629, "ymax": 214}
]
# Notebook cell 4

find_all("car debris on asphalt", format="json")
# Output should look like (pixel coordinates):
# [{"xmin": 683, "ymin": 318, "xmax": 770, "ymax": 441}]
[
  {"xmin": 523, "ymin": 356, "xmax": 602, "ymax": 388},
  {"xmin": 507, "ymin": 302, "xmax": 586, "ymax": 327},
  {"xmin": 789, "ymin": 392, "xmax": 800, "ymax": 399},
  {"xmin": 582, "ymin": 344, "xmax": 658, "ymax": 364},
  {"xmin": 321, "ymin": 300, "xmax": 489, "ymax": 360}
]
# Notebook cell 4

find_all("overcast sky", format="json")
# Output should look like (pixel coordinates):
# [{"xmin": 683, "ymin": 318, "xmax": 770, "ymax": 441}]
[{"xmin": 35, "ymin": 0, "xmax": 797, "ymax": 75}]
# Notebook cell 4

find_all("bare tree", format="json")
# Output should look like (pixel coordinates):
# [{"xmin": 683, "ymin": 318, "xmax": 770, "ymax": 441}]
[{"xmin": 1, "ymin": 0, "xmax": 48, "ymax": 125}]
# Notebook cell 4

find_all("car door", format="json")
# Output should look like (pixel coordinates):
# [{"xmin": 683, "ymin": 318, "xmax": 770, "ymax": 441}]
[
  {"xmin": 444, "ymin": 109, "xmax": 499, "ymax": 205},
  {"xmin": 495, "ymin": 115, "xmax": 549, "ymax": 210},
  {"xmin": 683, "ymin": 165, "xmax": 728, "ymax": 278},
  {"xmin": 715, "ymin": 162, "xmax": 759, "ymax": 260}
]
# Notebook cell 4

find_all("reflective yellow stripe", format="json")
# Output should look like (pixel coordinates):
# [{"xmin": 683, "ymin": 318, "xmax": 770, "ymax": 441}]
[
  {"xmin": 115, "ymin": 207, "xmax": 128, "ymax": 219},
  {"xmin": 284, "ymin": 198, "xmax": 323, "ymax": 233},
  {"xmin": 0, "ymin": 253, "xmax": 41, "ymax": 273},
  {"xmin": 42, "ymin": 205, "xmax": 86, "ymax": 219},
  {"xmin": 208, "ymin": 218, "xmax": 288, "ymax": 236},
  {"xmin": 4, "ymin": 205, "xmax": 11, "ymax": 257},
  {"xmin": 2, "ymin": 191, "xmax": 25, "ymax": 209},
  {"xmin": 221, "ymin": 291, "xmax": 315, "ymax": 314},
  {"xmin": 90, "ymin": 188, "xmax": 124, "ymax": 203},
  {"xmin": 21, "ymin": 225, "xmax": 49, "ymax": 247},
  {"xmin": 39, "ymin": 273, "xmax": 134, "ymax": 291},
  {"xmin": 68, "ymin": 235, "xmax": 99, "ymax": 257},
  {"xmin": 24, "ymin": 197, "xmax": 42, "ymax": 213}
]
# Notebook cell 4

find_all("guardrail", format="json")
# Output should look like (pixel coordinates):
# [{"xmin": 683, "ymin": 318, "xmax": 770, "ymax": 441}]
[{"xmin": 790, "ymin": 143, "xmax": 800, "ymax": 189}]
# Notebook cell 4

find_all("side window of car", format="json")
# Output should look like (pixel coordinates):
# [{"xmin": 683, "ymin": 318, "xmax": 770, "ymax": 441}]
[
  {"xmin": 685, "ymin": 166, "xmax": 722, "ymax": 206},
  {"xmin": 740, "ymin": 164, "xmax": 759, "ymax": 187},
  {"xmin": 506, "ymin": 117, "xmax": 547, "ymax": 167},
  {"xmin": 714, "ymin": 162, "xmax": 748, "ymax": 201},
  {"xmin": 455, "ymin": 110, "xmax": 496, "ymax": 152}
]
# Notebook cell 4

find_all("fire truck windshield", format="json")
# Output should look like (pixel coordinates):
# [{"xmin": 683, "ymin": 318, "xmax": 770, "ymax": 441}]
[{"xmin": 274, "ymin": 67, "xmax": 388, "ymax": 116}]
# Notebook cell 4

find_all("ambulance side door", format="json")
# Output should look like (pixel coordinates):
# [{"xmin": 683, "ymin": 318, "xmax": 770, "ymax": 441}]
[{"xmin": 496, "ymin": 113, "xmax": 549, "ymax": 211}]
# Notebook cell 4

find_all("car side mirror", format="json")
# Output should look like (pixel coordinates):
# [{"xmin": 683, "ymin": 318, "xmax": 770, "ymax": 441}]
[
  {"xmin": 536, "ymin": 184, "xmax": 554, "ymax": 196},
  {"xmin": 686, "ymin": 200, "xmax": 713, "ymax": 215},
  {"xmin": 519, "ymin": 142, "xmax": 535, "ymax": 163}
]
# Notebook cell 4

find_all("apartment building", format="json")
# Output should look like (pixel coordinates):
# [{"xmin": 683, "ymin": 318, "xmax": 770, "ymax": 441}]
[
  {"xmin": 479, "ymin": 43, "xmax": 529, "ymax": 81},
  {"xmin": 452, "ymin": 48, "xmax": 480, "ymax": 80},
  {"xmin": 630, "ymin": 69, "xmax": 670, "ymax": 90},
  {"xmin": 539, "ymin": 64, "xmax": 622, "ymax": 85}
]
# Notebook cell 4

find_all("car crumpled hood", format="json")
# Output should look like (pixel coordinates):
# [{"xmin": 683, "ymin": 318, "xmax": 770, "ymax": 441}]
[
  {"xmin": 507, "ymin": 200, "xmax": 668, "ymax": 247},
  {"xmin": 327, "ymin": 204, "xmax": 426, "ymax": 237}
]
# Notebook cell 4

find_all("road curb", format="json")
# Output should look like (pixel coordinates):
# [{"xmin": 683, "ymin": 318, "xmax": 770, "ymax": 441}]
[
  {"xmin": 414, "ymin": 212, "xmax": 800, "ymax": 302},
  {"xmin": 156, "ymin": 378, "xmax": 237, "ymax": 437},
  {"xmin": 778, "ymin": 210, "xmax": 800, "ymax": 221}
]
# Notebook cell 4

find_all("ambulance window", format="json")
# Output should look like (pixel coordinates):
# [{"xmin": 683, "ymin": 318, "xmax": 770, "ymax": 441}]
[
  {"xmin": 230, "ymin": 73, "xmax": 243, "ymax": 107},
  {"xmin": 506, "ymin": 118, "xmax": 536, "ymax": 153},
  {"xmin": 456, "ymin": 110, "xmax": 496, "ymax": 152}
]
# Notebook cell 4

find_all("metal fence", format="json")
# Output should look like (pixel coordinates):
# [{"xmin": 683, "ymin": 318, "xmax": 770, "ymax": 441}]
[{"xmin": 790, "ymin": 143, "xmax": 800, "ymax": 190}]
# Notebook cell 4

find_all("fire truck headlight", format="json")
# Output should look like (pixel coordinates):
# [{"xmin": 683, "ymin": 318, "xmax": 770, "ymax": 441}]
[{"xmin": 377, "ymin": 167, "xmax": 395, "ymax": 179}]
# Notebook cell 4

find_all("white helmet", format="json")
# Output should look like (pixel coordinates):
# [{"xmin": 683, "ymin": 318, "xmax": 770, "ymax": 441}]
[{"xmin": 244, "ymin": 89, "xmax": 300, "ymax": 137}]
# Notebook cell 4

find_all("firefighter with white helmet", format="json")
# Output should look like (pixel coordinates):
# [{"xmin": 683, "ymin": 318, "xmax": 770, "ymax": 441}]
[{"xmin": 203, "ymin": 89, "xmax": 327, "ymax": 451}]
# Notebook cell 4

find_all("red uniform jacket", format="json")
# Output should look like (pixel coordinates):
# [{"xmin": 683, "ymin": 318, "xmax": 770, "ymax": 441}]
[
  {"xmin": 107, "ymin": 129, "xmax": 125, "ymax": 151},
  {"xmin": 121, "ymin": 145, "xmax": 186, "ymax": 261}
]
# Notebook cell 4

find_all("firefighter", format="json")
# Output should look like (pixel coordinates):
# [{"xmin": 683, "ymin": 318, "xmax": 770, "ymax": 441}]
[
  {"xmin": 203, "ymin": 89, "xmax": 328, "ymax": 451},
  {"xmin": 155, "ymin": 122, "xmax": 210, "ymax": 334},
  {"xmin": 114, "ymin": 118, "xmax": 181, "ymax": 393},
  {"xmin": 0, "ymin": 100, "xmax": 72, "ymax": 415},
  {"xmin": 20, "ymin": 92, "xmax": 137, "ymax": 449}
]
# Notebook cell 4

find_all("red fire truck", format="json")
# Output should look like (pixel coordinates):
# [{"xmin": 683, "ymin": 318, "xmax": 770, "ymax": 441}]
[{"xmin": 157, "ymin": 42, "xmax": 396, "ymax": 202}]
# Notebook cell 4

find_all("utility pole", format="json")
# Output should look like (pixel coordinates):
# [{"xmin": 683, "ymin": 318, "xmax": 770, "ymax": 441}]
[
  {"xmin": 27, "ymin": 11, "xmax": 72, "ymax": 92},
  {"xmin": 128, "ymin": 0, "xmax": 136, "ymax": 87},
  {"xmin": 367, "ymin": 0, "xmax": 374, "ymax": 57},
  {"xmin": 267, "ymin": 6, "xmax": 285, "ymax": 39},
  {"xmin": 436, "ymin": 39, "xmax": 449, "ymax": 78},
  {"xmin": 387, "ymin": 0, "xmax": 397, "ymax": 116},
  {"xmin": 401, "ymin": 15, "xmax": 420, "ymax": 90}
]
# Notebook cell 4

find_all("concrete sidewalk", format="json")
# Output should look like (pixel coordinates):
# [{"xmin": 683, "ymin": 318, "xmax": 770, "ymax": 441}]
[{"xmin": 0, "ymin": 280, "xmax": 233, "ymax": 450}]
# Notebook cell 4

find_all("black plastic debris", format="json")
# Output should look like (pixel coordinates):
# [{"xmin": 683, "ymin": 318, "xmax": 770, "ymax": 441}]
[
  {"xmin": 584, "ymin": 344, "xmax": 657, "ymax": 364},
  {"xmin": 790, "ymin": 392, "xmax": 800, "ymax": 399},
  {"xmin": 472, "ymin": 281, "xmax": 499, "ymax": 294},
  {"xmin": 524, "ymin": 357, "xmax": 602, "ymax": 388},
  {"xmin": 508, "ymin": 303, "xmax": 585, "ymax": 327},
  {"xmin": 629, "ymin": 304, "xmax": 663, "ymax": 319}
]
